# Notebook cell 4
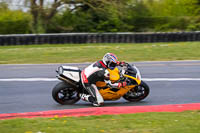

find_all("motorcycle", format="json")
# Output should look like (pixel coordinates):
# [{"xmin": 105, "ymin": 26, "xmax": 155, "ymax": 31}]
[{"xmin": 52, "ymin": 63, "xmax": 150, "ymax": 105}]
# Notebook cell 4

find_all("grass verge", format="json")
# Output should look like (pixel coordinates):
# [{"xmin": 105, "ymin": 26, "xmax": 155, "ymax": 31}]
[
  {"xmin": 0, "ymin": 111, "xmax": 200, "ymax": 133},
  {"xmin": 0, "ymin": 42, "xmax": 200, "ymax": 64}
]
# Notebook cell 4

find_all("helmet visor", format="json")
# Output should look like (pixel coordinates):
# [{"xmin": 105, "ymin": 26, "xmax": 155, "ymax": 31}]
[{"xmin": 109, "ymin": 62, "xmax": 117, "ymax": 70}]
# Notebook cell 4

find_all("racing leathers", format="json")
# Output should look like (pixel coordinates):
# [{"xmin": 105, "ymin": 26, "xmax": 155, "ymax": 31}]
[{"xmin": 80, "ymin": 60, "xmax": 126, "ymax": 106}]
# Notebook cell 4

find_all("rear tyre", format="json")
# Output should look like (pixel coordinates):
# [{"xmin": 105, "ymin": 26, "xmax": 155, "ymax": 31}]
[
  {"xmin": 123, "ymin": 80, "xmax": 150, "ymax": 102},
  {"xmin": 52, "ymin": 82, "xmax": 80, "ymax": 105}
]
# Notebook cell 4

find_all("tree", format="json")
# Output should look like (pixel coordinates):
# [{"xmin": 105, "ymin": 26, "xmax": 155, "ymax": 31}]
[
  {"xmin": 47, "ymin": 0, "xmax": 132, "ymax": 32},
  {"xmin": 22, "ymin": 0, "xmax": 128, "ymax": 33},
  {"xmin": 0, "ymin": 1, "xmax": 31, "ymax": 34},
  {"xmin": 23, "ymin": 0, "xmax": 64, "ymax": 33},
  {"xmin": 0, "ymin": 1, "xmax": 9, "ymax": 11}
]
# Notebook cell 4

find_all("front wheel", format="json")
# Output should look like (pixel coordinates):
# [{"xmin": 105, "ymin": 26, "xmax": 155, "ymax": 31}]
[
  {"xmin": 123, "ymin": 80, "xmax": 150, "ymax": 102},
  {"xmin": 52, "ymin": 82, "xmax": 80, "ymax": 105}
]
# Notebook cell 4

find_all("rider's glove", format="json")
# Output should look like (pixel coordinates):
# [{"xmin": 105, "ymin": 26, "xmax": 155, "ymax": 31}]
[
  {"xmin": 126, "ymin": 80, "xmax": 132, "ymax": 85},
  {"xmin": 117, "ymin": 61, "xmax": 126, "ymax": 66},
  {"xmin": 118, "ymin": 81, "xmax": 127, "ymax": 88}
]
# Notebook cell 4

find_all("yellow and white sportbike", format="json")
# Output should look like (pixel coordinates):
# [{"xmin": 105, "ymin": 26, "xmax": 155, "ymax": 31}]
[{"xmin": 52, "ymin": 63, "xmax": 150, "ymax": 105}]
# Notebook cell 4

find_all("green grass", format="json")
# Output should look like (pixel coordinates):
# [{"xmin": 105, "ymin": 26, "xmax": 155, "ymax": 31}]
[
  {"xmin": 0, "ymin": 111, "xmax": 200, "ymax": 133},
  {"xmin": 0, "ymin": 42, "xmax": 200, "ymax": 64}
]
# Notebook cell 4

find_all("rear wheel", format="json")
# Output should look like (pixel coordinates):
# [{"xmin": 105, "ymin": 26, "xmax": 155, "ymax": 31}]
[
  {"xmin": 52, "ymin": 82, "xmax": 80, "ymax": 105},
  {"xmin": 123, "ymin": 80, "xmax": 150, "ymax": 102}
]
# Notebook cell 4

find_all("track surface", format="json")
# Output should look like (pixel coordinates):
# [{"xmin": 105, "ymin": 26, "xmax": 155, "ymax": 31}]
[{"xmin": 0, "ymin": 60, "xmax": 200, "ymax": 114}]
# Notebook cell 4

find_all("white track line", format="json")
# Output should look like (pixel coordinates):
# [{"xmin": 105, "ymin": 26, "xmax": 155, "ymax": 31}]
[
  {"xmin": 0, "ymin": 78, "xmax": 200, "ymax": 82},
  {"xmin": 0, "ymin": 78, "xmax": 58, "ymax": 81},
  {"xmin": 143, "ymin": 78, "xmax": 200, "ymax": 81}
]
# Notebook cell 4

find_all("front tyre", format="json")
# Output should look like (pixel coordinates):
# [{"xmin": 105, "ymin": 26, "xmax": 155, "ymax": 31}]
[
  {"xmin": 123, "ymin": 80, "xmax": 150, "ymax": 102},
  {"xmin": 52, "ymin": 82, "xmax": 80, "ymax": 105}
]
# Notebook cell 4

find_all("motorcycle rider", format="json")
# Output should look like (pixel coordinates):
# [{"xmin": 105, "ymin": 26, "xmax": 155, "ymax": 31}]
[{"xmin": 80, "ymin": 53, "xmax": 127, "ymax": 106}]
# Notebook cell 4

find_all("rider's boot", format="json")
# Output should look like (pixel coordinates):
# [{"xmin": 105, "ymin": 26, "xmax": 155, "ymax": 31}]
[
  {"xmin": 79, "ymin": 93, "xmax": 103, "ymax": 107},
  {"xmin": 92, "ymin": 101, "xmax": 103, "ymax": 107},
  {"xmin": 79, "ymin": 87, "xmax": 104, "ymax": 107},
  {"xmin": 81, "ymin": 84, "xmax": 104, "ymax": 107},
  {"xmin": 79, "ymin": 93, "xmax": 95, "ymax": 103},
  {"xmin": 87, "ymin": 84, "xmax": 104, "ymax": 106}
]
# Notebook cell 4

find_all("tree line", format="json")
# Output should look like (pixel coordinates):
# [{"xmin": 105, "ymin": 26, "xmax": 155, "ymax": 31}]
[{"xmin": 0, "ymin": 0, "xmax": 200, "ymax": 34}]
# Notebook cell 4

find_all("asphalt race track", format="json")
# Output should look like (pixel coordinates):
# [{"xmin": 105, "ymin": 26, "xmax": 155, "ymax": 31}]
[{"xmin": 0, "ymin": 60, "xmax": 200, "ymax": 114}]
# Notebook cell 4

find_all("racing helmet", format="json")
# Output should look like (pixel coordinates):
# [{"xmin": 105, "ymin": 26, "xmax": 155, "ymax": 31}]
[{"xmin": 102, "ymin": 53, "xmax": 118, "ymax": 70}]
